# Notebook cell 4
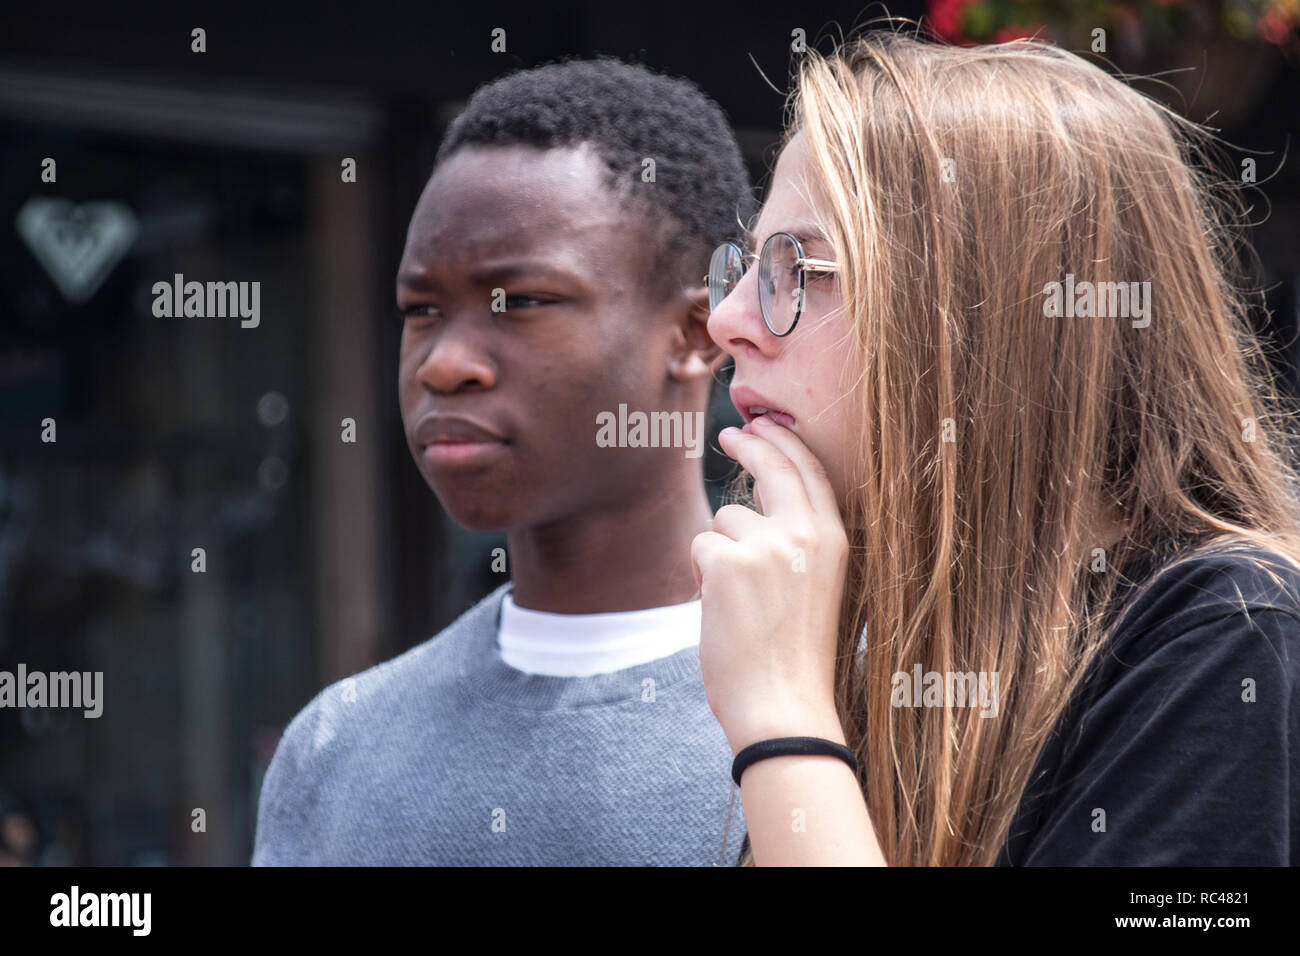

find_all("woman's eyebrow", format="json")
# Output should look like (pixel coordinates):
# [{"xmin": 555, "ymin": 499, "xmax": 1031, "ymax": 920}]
[{"xmin": 744, "ymin": 225, "xmax": 829, "ymax": 252}]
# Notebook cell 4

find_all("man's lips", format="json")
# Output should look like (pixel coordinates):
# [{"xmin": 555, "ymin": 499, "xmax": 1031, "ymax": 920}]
[
  {"xmin": 413, "ymin": 413, "xmax": 508, "ymax": 445},
  {"xmin": 729, "ymin": 385, "xmax": 797, "ymax": 428},
  {"xmin": 413, "ymin": 413, "xmax": 509, "ymax": 468}
]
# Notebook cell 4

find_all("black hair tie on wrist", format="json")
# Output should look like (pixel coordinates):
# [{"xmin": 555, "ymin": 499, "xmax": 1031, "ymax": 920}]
[{"xmin": 731, "ymin": 736, "xmax": 857, "ymax": 786}]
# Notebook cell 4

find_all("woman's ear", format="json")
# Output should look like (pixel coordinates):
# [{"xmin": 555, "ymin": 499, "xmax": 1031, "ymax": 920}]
[{"xmin": 668, "ymin": 285, "xmax": 722, "ymax": 382}]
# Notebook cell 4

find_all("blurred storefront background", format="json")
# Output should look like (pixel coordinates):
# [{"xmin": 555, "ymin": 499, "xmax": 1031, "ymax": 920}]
[{"xmin": 0, "ymin": 0, "xmax": 1297, "ymax": 864}]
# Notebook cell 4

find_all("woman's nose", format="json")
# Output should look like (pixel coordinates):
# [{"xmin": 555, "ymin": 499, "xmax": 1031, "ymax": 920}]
[{"xmin": 707, "ymin": 268, "xmax": 767, "ymax": 356}]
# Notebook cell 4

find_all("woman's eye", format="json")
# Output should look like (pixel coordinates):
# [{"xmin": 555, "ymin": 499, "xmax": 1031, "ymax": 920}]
[{"xmin": 400, "ymin": 304, "xmax": 440, "ymax": 320}]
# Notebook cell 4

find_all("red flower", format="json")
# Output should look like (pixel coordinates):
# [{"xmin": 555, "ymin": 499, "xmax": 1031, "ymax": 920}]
[
  {"xmin": 1259, "ymin": 8, "xmax": 1294, "ymax": 45},
  {"xmin": 928, "ymin": 0, "xmax": 977, "ymax": 43}
]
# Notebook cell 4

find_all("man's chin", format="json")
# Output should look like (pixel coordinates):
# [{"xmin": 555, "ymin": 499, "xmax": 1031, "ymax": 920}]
[
  {"xmin": 430, "ymin": 492, "xmax": 518, "ymax": 533},
  {"xmin": 445, "ymin": 512, "xmax": 514, "ymax": 534}
]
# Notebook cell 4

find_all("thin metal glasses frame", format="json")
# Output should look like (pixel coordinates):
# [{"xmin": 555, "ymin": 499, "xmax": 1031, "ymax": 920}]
[{"xmin": 704, "ymin": 231, "xmax": 838, "ymax": 337}]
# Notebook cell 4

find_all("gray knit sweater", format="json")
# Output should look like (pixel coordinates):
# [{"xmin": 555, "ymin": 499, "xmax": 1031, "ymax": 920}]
[{"xmin": 251, "ymin": 583, "xmax": 744, "ymax": 865}]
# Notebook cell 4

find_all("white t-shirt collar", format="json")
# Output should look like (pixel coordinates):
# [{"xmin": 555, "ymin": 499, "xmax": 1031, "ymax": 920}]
[{"xmin": 497, "ymin": 593, "xmax": 702, "ymax": 678}]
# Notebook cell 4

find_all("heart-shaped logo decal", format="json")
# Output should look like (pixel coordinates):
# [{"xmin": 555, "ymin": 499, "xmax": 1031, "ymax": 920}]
[{"xmin": 15, "ymin": 197, "xmax": 139, "ymax": 305}]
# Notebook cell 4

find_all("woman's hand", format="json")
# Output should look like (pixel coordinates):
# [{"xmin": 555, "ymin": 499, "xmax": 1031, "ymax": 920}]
[{"xmin": 691, "ymin": 415, "xmax": 850, "ymax": 755}]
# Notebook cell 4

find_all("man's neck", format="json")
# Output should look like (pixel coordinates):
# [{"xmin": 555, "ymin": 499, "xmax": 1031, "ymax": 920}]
[{"xmin": 505, "ymin": 474, "xmax": 713, "ymax": 614}]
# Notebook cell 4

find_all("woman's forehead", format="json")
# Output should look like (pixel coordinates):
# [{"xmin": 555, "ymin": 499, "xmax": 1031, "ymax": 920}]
[{"xmin": 756, "ymin": 132, "xmax": 828, "ymax": 222}]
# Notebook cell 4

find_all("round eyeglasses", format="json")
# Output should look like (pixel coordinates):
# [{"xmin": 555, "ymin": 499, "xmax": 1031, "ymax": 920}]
[{"xmin": 704, "ymin": 232, "xmax": 838, "ymax": 337}]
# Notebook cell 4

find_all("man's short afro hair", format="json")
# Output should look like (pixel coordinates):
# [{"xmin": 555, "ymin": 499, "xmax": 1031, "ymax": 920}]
[{"xmin": 435, "ymin": 55, "xmax": 753, "ymax": 298}]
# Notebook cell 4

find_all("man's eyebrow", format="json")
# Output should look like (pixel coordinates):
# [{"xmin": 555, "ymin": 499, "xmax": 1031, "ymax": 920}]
[
  {"xmin": 468, "ymin": 261, "xmax": 580, "ymax": 283},
  {"xmin": 397, "ymin": 260, "xmax": 581, "ymax": 290},
  {"xmin": 397, "ymin": 270, "xmax": 434, "ymax": 290}
]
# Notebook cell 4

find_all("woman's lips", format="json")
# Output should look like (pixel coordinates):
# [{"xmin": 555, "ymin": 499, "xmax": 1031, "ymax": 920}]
[
  {"xmin": 744, "ymin": 407, "xmax": 796, "ymax": 428},
  {"xmin": 729, "ymin": 385, "xmax": 797, "ymax": 428}
]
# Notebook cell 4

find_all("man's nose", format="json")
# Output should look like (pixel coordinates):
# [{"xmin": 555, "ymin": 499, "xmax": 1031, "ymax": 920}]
[{"xmin": 416, "ymin": 321, "xmax": 497, "ymax": 393}]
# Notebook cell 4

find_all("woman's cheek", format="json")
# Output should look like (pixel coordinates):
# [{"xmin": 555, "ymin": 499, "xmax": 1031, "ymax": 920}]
[{"xmin": 807, "ymin": 412, "xmax": 857, "ymax": 510}]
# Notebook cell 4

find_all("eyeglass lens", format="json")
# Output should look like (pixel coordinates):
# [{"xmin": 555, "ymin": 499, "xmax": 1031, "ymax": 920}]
[
  {"xmin": 758, "ymin": 233, "xmax": 800, "ymax": 335},
  {"xmin": 708, "ymin": 243, "xmax": 745, "ymax": 312}
]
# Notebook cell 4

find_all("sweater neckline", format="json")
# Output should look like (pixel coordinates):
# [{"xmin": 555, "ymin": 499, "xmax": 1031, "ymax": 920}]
[{"xmin": 459, "ymin": 584, "xmax": 705, "ymax": 710}]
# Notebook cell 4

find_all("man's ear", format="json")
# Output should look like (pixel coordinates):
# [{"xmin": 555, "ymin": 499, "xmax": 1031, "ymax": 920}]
[{"xmin": 667, "ymin": 284, "xmax": 723, "ymax": 383}]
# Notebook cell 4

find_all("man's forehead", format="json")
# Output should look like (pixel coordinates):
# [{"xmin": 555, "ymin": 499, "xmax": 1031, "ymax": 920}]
[
  {"xmin": 398, "ymin": 172, "xmax": 653, "ymax": 288},
  {"xmin": 413, "ymin": 187, "xmax": 618, "ymax": 234},
  {"xmin": 422, "ymin": 143, "xmax": 619, "ymax": 212},
  {"xmin": 409, "ymin": 158, "xmax": 626, "ymax": 251},
  {"xmin": 401, "ymin": 210, "xmax": 631, "ymax": 275}
]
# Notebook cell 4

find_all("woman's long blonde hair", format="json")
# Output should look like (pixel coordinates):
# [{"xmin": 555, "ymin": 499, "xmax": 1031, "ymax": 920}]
[{"xmin": 736, "ymin": 26, "xmax": 1300, "ymax": 866}]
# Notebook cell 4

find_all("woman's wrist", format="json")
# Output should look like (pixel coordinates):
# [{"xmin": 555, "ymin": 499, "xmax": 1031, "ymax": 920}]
[{"xmin": 727, "ymin": 706, "xmax": 848, "ymax": 757}]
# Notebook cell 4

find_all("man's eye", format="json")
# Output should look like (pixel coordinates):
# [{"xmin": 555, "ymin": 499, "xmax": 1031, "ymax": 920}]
[
  {"xmin": 400, "ymin": 304, "xmax": 440, "ymax": 319},
  {"xmin": 504, "ymin": 295, "xmax": 553, "ymax": 309}
]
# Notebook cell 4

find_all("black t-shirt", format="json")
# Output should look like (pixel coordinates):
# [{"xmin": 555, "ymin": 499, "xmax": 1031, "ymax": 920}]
[{"xmin": 734, "ymin": 541, "xmax": 1300, "ymax": 865}]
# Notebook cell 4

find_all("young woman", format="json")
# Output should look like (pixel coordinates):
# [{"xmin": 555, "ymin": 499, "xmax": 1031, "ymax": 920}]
[{"xmin": 694, "ymin": 27, "xmax": 1300, "ymax": 866}]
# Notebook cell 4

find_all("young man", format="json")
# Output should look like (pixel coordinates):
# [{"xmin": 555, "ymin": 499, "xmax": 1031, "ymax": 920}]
[{"xmin": 252, "ymin": 57, "xmax": 752, "ymax": 865}]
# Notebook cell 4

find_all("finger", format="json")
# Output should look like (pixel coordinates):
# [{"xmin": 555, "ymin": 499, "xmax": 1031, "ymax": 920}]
[
  {"xmin": 711, "ymin": 503, "xmax": 766, "ymax": 541},
  {"xmin": 717, "ymin": 426, "xmax": 813, "ymax": 520},
  {"xmin": 748, "ymin": 415, "xmax": 842, "ymax": 517},
  {"xmin": 691, "ymin": 529, "xmax": 738, "ymax": 587}
]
